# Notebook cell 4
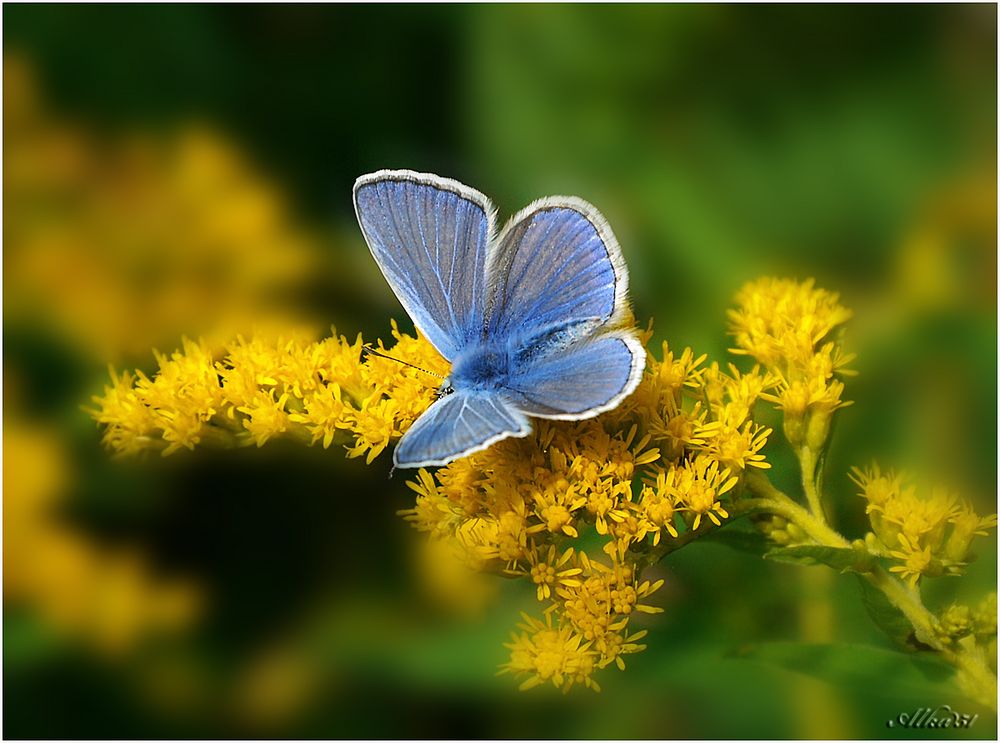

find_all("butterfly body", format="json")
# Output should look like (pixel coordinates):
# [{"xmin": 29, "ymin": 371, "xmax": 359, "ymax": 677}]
[
  {"xmin": 353, "ymin": 169, "xmax": 645, "ymax": 468},
  {"xmin": 448, "ymin": 318, "xmax": 587, "ymax": 393},
  {"xmin": 449, "ymin": 342, "xmax": 510, "ymax": 393}
]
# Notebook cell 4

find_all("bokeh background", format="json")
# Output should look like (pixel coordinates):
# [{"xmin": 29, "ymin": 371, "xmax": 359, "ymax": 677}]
[{"xmin": 4, "ymin": 4, "xmax": 996, "ymax": 738}]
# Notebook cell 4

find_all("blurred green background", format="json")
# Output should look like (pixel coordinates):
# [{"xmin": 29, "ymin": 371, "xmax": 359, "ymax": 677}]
[{"xmin": 4, "ymin": 4, "xmax": 996, "ymax": 738}]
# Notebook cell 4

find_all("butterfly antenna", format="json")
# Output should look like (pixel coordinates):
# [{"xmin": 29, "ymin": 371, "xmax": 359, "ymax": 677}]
[{"xmin": 362, "ymin": 344, "xmax": 446, "ymax": 380}]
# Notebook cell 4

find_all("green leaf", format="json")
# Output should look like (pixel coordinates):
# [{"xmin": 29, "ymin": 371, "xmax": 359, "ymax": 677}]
[
  {"xmin": 703, "ymin": 520, "xmax": 771, "ymax": 555},
  {"xmin": 765, "ymin": 544, "xmax": 872, "ymax": 573},
  {"xmin": 855, "ymin": 575, "xmax": 931, "ymax": 650},
  {"xmin": 732, "ymin": 641, "xmax": 960, "ymax": 701}
]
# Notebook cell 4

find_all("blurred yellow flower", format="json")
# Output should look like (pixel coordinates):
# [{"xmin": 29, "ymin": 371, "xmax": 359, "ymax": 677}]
[
  {"xmin": 4, "ymin": 55, "xmax": 319, "ymax": 361},
  {"xmin": 500, "ymin": 611, "xmax": 600, "ymax": 692},
  {"xmin": 4, "ymin": 422, "xmax": 200, "ymax": 655},
  {"xmin": 889, "ymin": 534, "xmax": 935, "ymax": 587}
]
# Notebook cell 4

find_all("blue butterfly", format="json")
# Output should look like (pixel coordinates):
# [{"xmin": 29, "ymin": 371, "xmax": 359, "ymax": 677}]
[{"xmin": 353, "ymin": 169, "xmax": 645, "ymax": 468}]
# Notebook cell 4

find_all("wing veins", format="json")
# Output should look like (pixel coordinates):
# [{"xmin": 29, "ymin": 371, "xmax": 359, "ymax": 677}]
[
  {"xmin": 411, "ymin": 187, "xmax": 460, "ymax": 333},
  {"xmin": 508, "ymin": 250, "xmax": 613, "ymax": 330},
  {"xmin": 379, "ymin": 186, "xmax": 441, "ymax": 332}
]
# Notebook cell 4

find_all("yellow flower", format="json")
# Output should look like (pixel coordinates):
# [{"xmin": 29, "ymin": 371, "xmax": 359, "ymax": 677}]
[
  {"xmin": 852, "ymin": 463, "xmax": 997, "ymax": 580},
  {"xmin": 939, "ymin": 604, "xmax": 974, "ymax": 640},
  {"xmin": 90, "ymin": 325, "xmax": 445, "ymax": 464},
  {"xmin": 500, "ymin": 612, "xmax": 600, "ymax": 692},
  {"xmin": 720, "ymin": 364, "xmax": 775, "ymax": 424},
  {"xmin": 412, "ymin": 536, "xmax": 499, "ymax": 618},
  {"xmin": 5, "ymin": 56, "xmax": 319, "ymax": 361},
  {"xmin": 344, "ymin": 396, "xmax": 400, "ymax": 464},
  {"xmin": 850, "ymin": 463, "xmax": 909, "ymax": 512},
  {"xmin": 89, "ymin": 322, "xmax": 747, "ymax": 690},
  {"xmin": 536, "ymin": 498, "xmax": 582, "ymax": 538},
  {"xmin": 648, "ymin": 343, "xmax": 706, "ymax": 393},
  {"xmin": 647, "ymin": 401, "xmax": 708, "ymax": 461},
  {"xmin": 595, "ymin": 624, "xmax": 649, "ymax": 672},
  {"xmin": 695, "ymin": 419, "xmax": 772, "ymax": 471},
  {"xmin": 668, "ymin": 456, "xmax": 738, "ymax": 530},
  {"xmin": 583, "ymin": 478, "xmax": 629, "ymax": 536},
  {"xmin": 90, "ymin": 294, "xmax": 785, "ymax": 691},
  {"xmin": 238, "ymin": 391, "xmax": 290, "ymax": 447},
  {"xmin": 944, "ymin": 504, "xmax": 999, "ymax": 564},
  {"xmin": 288, "ymin": 382, "xmax": 353, "ymax": 448},
  {"xmin": 479, "ymin": 508, "xmax": 537, "ymax": 565},
  {"xmin": 638, "ymin": 476, "xmax": 680, "ymax": 546},
  {"xmin": 728, "ymin": 277, "xmax": 853, "ymax": 370},
  {"xmin": 764, "ymin": 374, "xmax": 850, "ymax": 448},
  {"xmin": 889, "ymin": 533, "xmax": 936, "ymax": 586},
  {"xmin": 728, "ymin": 278, "xmax": 853, "ymax": 455},
  {"xmin": 89, "ymin": 367, "xmax": 158, "ymax": 455},
  {"xmin": 399, "ymin": 469, "xmax": 466, "ymax": 540},
  {"xmin": 5, "ymin": 421, "xmax": 200, "ymax": 654},
  {"xmin": 514, "ymin": 545, "xmax": 584, "ymax": 601}
]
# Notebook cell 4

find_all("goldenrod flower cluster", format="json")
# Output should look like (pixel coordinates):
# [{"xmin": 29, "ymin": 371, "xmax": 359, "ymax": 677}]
[
  {"xmin": 91, "ymin": 316, "xmax": 779, "ymax": 691},
  {"xmin": 89, "ymin": 277, "xmax": 996, "ymax": 699},
  {"xmin": 729, "ymin": 277, "xmax": 854, "ymax": 452},
  {"xmin": 408, "ymin": 333, "xmax": 779, "ymax": 692},
  {"xmin": 89, "ymin": 322, "xmax": 448, "ymax": 460},
  {"xmin": 851, "ymin": 464, "xmax": 997, "ymax": 586}
]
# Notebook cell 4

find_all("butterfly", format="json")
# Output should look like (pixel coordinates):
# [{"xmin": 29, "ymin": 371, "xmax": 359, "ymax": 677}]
[{"xmin": 353, "ymin": 169, "xmax": 645, "ymax": 469}]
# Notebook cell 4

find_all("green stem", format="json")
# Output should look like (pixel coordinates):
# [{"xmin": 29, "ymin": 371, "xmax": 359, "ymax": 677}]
[
  {"xmin": 861, "ymin": 565, "xmax": 939, "ymax": 646},
  {"xmin": 744, "ymin": 471, "xmax": 997, "ymax": 711},
  {"xmin": 744, "ymin": 471, "xmax": 848, "ymax": 548},
  {"xmin": 797, "ymin": 445, "xmax": 827, "ymax": 524},
  {"xmin": 863, "ymin": 566, "xmax": 997, "ymax": 709}
]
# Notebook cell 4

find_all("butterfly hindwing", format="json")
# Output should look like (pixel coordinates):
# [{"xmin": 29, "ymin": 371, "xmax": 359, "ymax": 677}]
[
  {"xmin": 354, "ymin": 170, "xmax": 494, "ymax": 360},
  {"xmin": 503, "ymin": 332, "xmax": 645, "ymax": 419},
  {"xmin": 393, "ymin": 390, "xmax": 530, "ymax": 468}
]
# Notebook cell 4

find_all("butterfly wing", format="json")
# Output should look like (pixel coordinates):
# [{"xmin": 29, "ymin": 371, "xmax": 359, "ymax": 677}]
[
  {"xmin": 484, "ymin": 196, "xmax": 645, "ymax": 418},
  {"xmin": 394, "ymin": 391, "xmax": 531, "ymax": 468},
  {"xmin": 354, "ymin": 170, "xmax": 495, "ymax": 360},
  {"xmin": 484, "ymin": 196, "xmax": 631, "ymax": 341},
  {"xmin": 503, "ymin": 332, "xmax": 645, "ymax": 419}
]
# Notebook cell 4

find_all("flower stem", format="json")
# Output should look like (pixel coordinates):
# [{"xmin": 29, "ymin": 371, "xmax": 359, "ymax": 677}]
[
  {"xmin": 744, "ymin": 471, "xmax": 848, "ymax": 548},
  {"xmin": 862, "ymin": 565, "xmax": 997, "ymax": 709},
  {"xmin": 743, "ymin": 470, "xmax": 997, "ymax": 711},
  {"xmin": 797, "ymin": 445, "xmax": 827, "ymax": 524}
]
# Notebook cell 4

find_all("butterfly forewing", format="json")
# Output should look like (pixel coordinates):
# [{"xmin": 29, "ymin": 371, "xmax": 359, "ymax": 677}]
[
  {"xmin": 483, "ymin": 198, "xmax": 629, "ymax": 341},
  {"xmin": 353, "ymin": 171, "xmax": 494, "ymax": 360}
]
